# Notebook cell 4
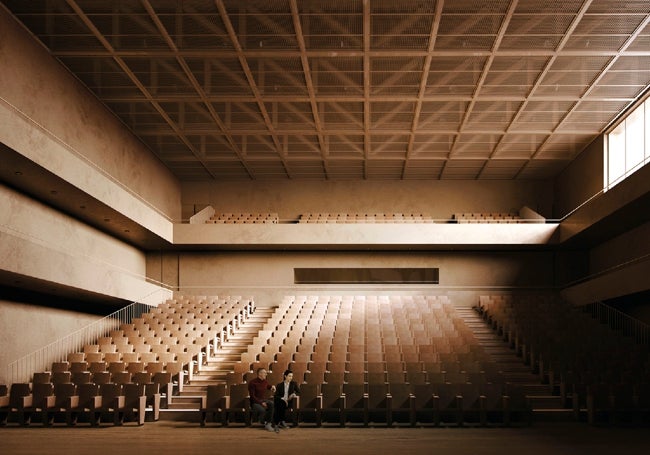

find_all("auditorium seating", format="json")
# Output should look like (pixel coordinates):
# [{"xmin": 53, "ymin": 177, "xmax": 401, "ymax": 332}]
[
  {"xmin": 226, "ymin": 294, "xmax": 528, "ymax": 427},
  {"xmin": 0, "ymin": 295, "xmax": 253, "ymax": 426},
  {"xmin": 478, "ymin": 295, "xmax": 650, "ymax": 425},
  {"xmin": 298, "ymin": 213, "xmax": 435, "ymax": 223},
  {"xmin": 207, "ymin": 213, "xmax": 279, "ymax": 224},
  {"xmin": 2, "ymin": 293, "xmax": 545, "ymax": 427},
  {"xmin": 453, "ymin": 212, "xmax": 522, "ymax": 223}
]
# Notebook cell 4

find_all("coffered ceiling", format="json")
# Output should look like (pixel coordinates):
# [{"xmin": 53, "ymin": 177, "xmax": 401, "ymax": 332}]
[{"xmin": 3, "ymin": 0, "xmax": 650, "ymax": 181}]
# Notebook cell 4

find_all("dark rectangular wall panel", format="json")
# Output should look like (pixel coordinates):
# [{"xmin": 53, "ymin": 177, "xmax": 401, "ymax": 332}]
[{"xmin": 294, "ymin": 268, "xmax": 439, "ymax": 284}]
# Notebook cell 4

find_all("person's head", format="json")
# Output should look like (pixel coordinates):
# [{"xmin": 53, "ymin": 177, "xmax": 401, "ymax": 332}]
[
  {"xmin": 257, "ymin": 368, "xmax": 267, "ymax": 379},
  {"xmin": 283, "ymin": 370, "xmax": 293, "ymax": 382}
]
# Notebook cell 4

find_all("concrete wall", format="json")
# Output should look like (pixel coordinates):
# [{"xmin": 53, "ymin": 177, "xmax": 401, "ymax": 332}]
[
  {"xmin": 553, "ymin": 136, "xmax": 604, "ymax": 219},
  {"xmin": 0, "ymin": 300, "xmax": 100, "ymax": 384},
  {"xmin": 181, "ymin": 179, "xmax": 554, "ymax": 222},
  {"xmin": 148, "ymin": 250, "xmax": 556, "ymax": 307},
  {"xmin": 0, "ymin": 183, "xmax": 165, "ymax": 304},
  {"xmin": 590, "ymin": 221, "xmax": 650, "ymax": 275},
  {"xmin": 0, "ymin": 8, "xmax": 181, "ymax": 237}
]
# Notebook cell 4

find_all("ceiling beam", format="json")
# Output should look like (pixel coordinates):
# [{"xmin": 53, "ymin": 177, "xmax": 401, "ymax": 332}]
[
  {"xmin": 65, "ymin": 0, "xmax": 220, "ymax": 179},
  {"xmin": 141, "ymin": 0, "xmax": 254, "ymax": 179},
  {"xmin": 516, "ymin": 9, "xmax": 650, "ymax": 178},
  {"xmin": 215, "ymin": 0, "xmax": 292, "ymax": 178},
  {"xmin": 363, "ymin": 0, "xmax": 370, "ymax": 179},
  {"xmin": 440, "ymin": 0, "xmax": 519, "ymax": 178},
  {"xmin": 402, "ymin": 0, "xmax": 444, "ymax": 178},
  {"xmin": 478, "ymin": 0, "xmax": 594, "ymax": 179}
]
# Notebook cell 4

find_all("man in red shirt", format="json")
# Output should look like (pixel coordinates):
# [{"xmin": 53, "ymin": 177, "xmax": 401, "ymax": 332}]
[{"xmin": 248, "ymin": 368, "xmax": 276, "ymax": 431}]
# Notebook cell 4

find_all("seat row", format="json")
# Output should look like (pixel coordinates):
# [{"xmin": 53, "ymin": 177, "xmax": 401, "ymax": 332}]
[
  {"xmin": 453, "ymin": 212, "xmax": 522, "ymax": 223},
  {"xmin": 478, "ymin": 294, "xmax": 650, "ymax": 425},
  {"xmin": 201, "ymin": 382, "xmax": 531, "ymax": 427},
  {"xmin": 298, "ymin": 213, "xmax": 435, "ymax": 223},
  {"xmin": 207, "ymin": 213, "xmax": 279, "ymax": 224},
  {"xmin": 0, "ymin": 382, "xmax": 162, "ymax": 426}
]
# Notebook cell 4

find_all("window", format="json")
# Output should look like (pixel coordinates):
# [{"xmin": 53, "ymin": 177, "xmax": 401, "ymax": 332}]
[{"xmin": 605, "ymin": 98, "xmax": 650, "ymax": 191}]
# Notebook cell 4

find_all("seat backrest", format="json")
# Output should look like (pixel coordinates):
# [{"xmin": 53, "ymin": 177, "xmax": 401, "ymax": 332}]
[
  {"xmin": 297, "ymin": 383, "xmax": 320, "ymax": 408},
  {"xmin": 51, "ymin": 361, "xmax": 70, "ymax": 373},
  {"xmin": 144, "ymin": 382, "xmax": 160, "ymax": 398},
  {"xmin": 111, "ymin": 371, "xmax": 133, "ymax": 385},
  {"xmin": 9, "ymin": 383, "xmax": 31, "ymax": 407},
  {"xmin": 52, "ymin": 371, "xmax": 72, "ymax": 385},
  {"xmin": 71, "ymin": 371, "xmax": 92, "ymax": 385},
  {"xmin": 146, "ymin": 362, "xmax": 164, "ymax": 374},
  {"xmin": 205, "ymin": 384, "xmax": 227, "ymax": 408},
  {"xmin": 411, "ymin": 384, "xmax": 434, "ymax": 408},
  {"xmin": 77, "ymin": 383, "xmax": 100, "ymax": 407},
  {"xmin": 89, "ymin": 362, "xmax": 107, "ymax": 373},
  {"xmin": 320, "ymin": 383, "xmax": 342, "ymax": 408},
  {"xmin": 389, "ymin": 383, "xmax": 413, "ymax": 408},
  {"xmin": 92, "ymin": 371, "xmax": 112, "ymax": 385},
  {"xmin": 152, "ymin": 372, "xmax": 172, "ymax": 386},
  {"xmin": 33, "ymin": 372, "xmax": 52, "ymax": 384},
  {"xmin": 342, "ymin": 383, "xmax": 366, "ymax": 409},
  {"xmin": 480, "ymin": 382, "xmax": 505, "ymax": 410},
  {"xmin": 228, "ymin": 383, "xmax": 249, "ymax": 408},
  {"xmin": 54, "ymin": 383, "xmax": 77, "ymax": 407},
  {"xmin": 32, "ymin": 382, "xmax": 55, "ymax": 404},
  {"xmin": 123, "ymin": 383, "xmax": 145, "ymax": 407},
  {"xmin": 100, "ymin": 383, "xmax": 124, "ymax": 406},
  {"xmin": 367, "ymin": 383, "xmax": 389, "ymax": 407},
  {"xmin": 108, "ymin": 362, "xmax": 126, "ymax": 373},
  {"xmin": 133, "ymin": 372, "xmax": 152, "ymax": 385},
  {"xmin": 67, "ymin": 352, "xmax": 85, "ymax": 363},
  {"xmin": 435, "ymin": 383, "xmax": 462, "ymax": 408}
]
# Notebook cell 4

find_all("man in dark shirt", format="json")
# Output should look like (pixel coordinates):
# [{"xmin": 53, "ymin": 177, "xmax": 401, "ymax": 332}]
[{"xmin": 248, "ymin": 368, "xmax": 276, "ymax": 431}]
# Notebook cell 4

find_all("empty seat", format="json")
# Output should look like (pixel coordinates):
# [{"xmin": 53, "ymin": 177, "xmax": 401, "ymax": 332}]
[
  {"xmin": 342, "ymin": 383, "xmax": 367, "ymax": 426},
  {"xmin": 2, "ymin": 384, "xmax": 31, "ymax": 425},
  {"xmin": 96, "ymin": 383, "xmax": 126, "ymax": 426},
  {"xmin": 295, "ymin": 383, "xmax": 322, "ymax": 427},
  {"xmin": 201, "ymin": 384, "xmax": 227, "ymax": 426},
  {"xmin": 92, "ymin": 372, "xmax": 112, "ymax": 385},
  {"xmin": 386, "ymin": 384, "xmax": 416, "ymax": 426},
  {"xmin": 71, "ymin": 372, "xmax": 92, "ymax": 386},
  {"xmin": 50, "ymin": 382, "xmax": 78, "ymax": 426},
  {"xmin": 225, "ymin": 383, "xmax": 251, "ymax": 426},
  {"xmin": 122, "ymin": 383, "xmax": 147, "ymax": 425},
  {"xmin": 33, "ymin": 372, "xmax": 52, "ymax": 384},
  {"xmin": 320, "ymin": 383, "xmax": 344, "ymax": 426}
]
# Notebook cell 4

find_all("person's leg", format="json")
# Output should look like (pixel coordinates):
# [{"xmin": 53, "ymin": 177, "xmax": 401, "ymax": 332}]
[
  {"xmin": 251, "ymin": 403, "xmax": 265, "ymax": 424},
  {"xmin": 274, "ymin": 398, "xmax": 287, "ymax": 426},
  {"xmin": 264, "ymin": 399, "xmax": 275, "ymax": 424}
]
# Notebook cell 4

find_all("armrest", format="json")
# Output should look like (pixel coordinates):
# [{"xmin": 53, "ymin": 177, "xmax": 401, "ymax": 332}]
[
  {"xmin": 20, "ymin": 396, "xmax": 34, "ymax": 408},
  {"xmin": 44, "ymin": 395, "xmax": 57, "ymax": 409}
]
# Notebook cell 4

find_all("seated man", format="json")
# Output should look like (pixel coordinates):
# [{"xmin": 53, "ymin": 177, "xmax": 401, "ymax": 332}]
[{"xmin": 248, "ymin": 368, "xmax": 276, "ymax": 432}]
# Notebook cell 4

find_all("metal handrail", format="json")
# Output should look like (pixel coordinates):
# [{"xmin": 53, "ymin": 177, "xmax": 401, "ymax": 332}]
[
  {"xmin": 5, "ymin": 294, "xmax": 163, "ymax": 385},
  {"xmin": 583, "ymin": 301, "xmax": 650, "ymax": 345}
]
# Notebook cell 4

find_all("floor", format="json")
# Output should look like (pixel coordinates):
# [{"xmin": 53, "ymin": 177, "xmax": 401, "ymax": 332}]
[{"xmin": 2, "ymin": 421, "xmax": 650, "ymax": 455}]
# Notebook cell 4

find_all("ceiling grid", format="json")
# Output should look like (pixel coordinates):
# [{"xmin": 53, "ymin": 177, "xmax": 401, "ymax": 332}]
[{"xmin": 3, "ymin": 0, "xmax": 650, "ymax": 180}]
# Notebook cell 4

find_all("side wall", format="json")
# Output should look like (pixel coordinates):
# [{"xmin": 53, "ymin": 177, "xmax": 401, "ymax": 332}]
[
  {"xmin": 0, "ymin": 300, "xmax": 100, "ymax": 384},
  {"xmin": 556, "ymin": 135, "xmax": 650, "ymax": 305},
  {"xmin": 0, "ymin": 184, "xmax": 163, "ymax": 303},
  {"xmin": 150, "ymin": 250, "xmax": 556, "ymax": 307},
  {"xmin": 0, "ymin": 8, "xmax": 181, "ymax": 235},
  {"xmin": 553, "ymin": 137, "xmax": 604, "ymax": 219}
]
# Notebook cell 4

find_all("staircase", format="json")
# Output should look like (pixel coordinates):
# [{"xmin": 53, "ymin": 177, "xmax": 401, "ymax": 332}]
[
  {"xmin": 159, "ymin": 306, "xmax": 276, "ymax": 421},
  {"xmin": 456, "ymin": 306, "xmax": 573, "ymax": 422}
]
